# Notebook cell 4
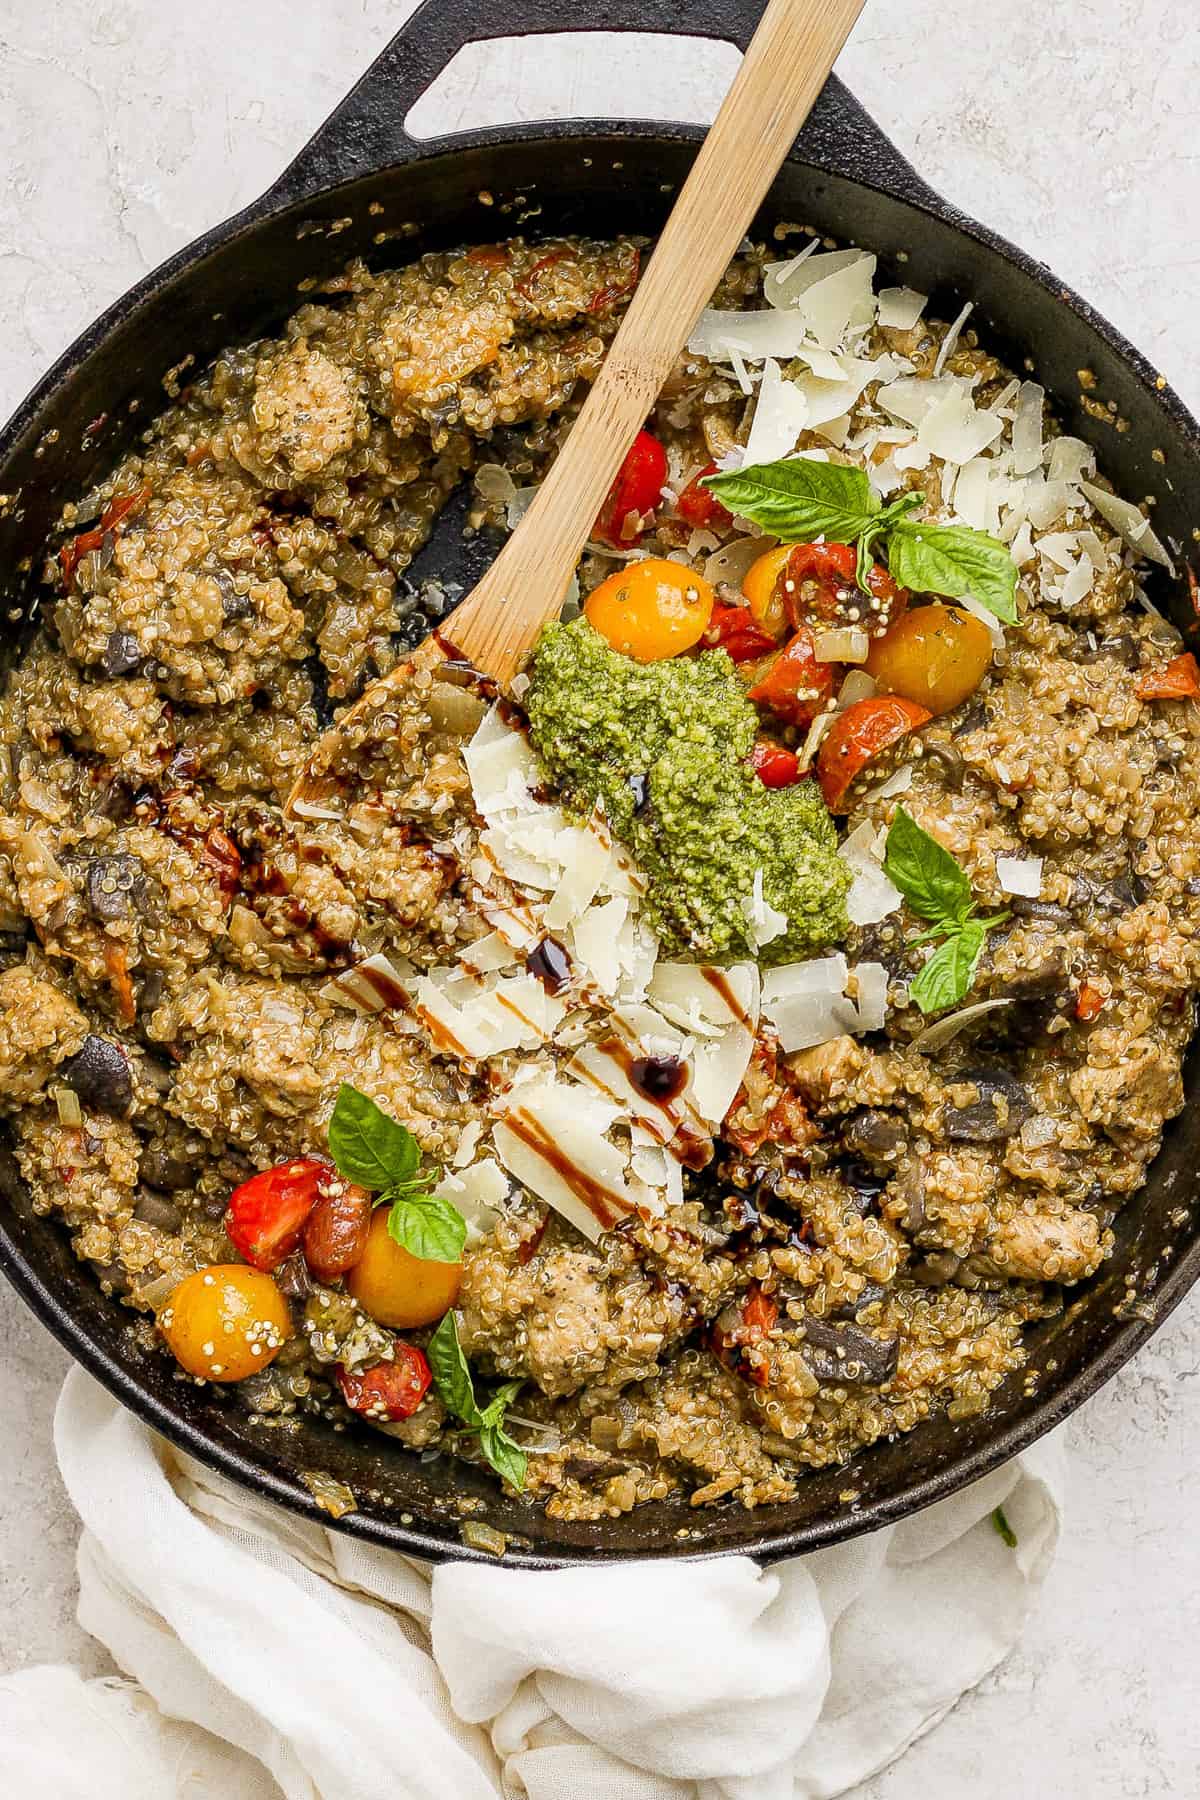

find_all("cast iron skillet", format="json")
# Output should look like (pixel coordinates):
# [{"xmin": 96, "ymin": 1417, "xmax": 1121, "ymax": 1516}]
[{"xmin": 1, "ymin": 0, "xmax": 1197, "ymax": 1567}]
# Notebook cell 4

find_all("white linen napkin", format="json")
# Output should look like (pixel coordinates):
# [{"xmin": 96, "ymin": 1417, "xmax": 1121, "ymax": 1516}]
[{"xmin": 0, "ymin": 1367, "xmax": 1065, "ymax": 1799}]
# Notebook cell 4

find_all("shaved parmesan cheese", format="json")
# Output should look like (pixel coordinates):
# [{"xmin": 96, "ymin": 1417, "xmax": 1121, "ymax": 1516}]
[
  {"xmin": 995, "ymin": 853, "xmax": 1043, "ymax": 897},
  {"xmin": 1036, "ymin": 531, "xmax": 1081, "ymax": 572},
  {"xmin": 688, "ymin": 308, "xmax": 809, "ymax": 365},
  {"xmin": 414, "ymin": 969, "xmax": 567, "ymax": 1060},
  {"xmin": 543, "ymin": 828, "xmax": 615, "ymax": 930},
  {"xmin": 648, "ymin": 961, "xmax": 760, "ymax": 1036},
  {"xmin": 850, "ymin": 960, "xmax": 889, "ymax": 1032},
  {"xmin": 876, "ymin": 375, "xmax": 956, "ymax": 428},
  {"xmin": 570, "ymin": 895, "xmax": 629, "ymax": 994},
  {"xmin": 463, "ymin": 704, "xmax": 542, "ymax": 817},
  {"xmin": 492, "ymin": 1072, "xmax": 643, "ymax": 1243},
  {"xmin": 1011, "ymin": 382, "xmax": 1045, "ymax": 475},
  {"xmin": 1047, "ymin": 436, "xmax": 1096, "ymax": 485},
  {"xmin": 743, "ymin": 360, "xmax": 809, "ymax": 466},
  {"xmin": 740, "ymin": 867, "xmax": 788, "ymax": 951},
  {"xmin": 761, "ymin": 955, "xmax": 857, "ymax": 1052},
  {"xmin": 839, "ymin": 820, "xmax": 902, "ymax": 927},
  {"xmin": 918, "ymin": 386, "xmax": 1005, "ymax": 464},
  {"xmin": 434, "ymin": 1157, "xmax": 509, "ymax": 1245},
  {"xmin": 321, "ymin": 952, "xmax": 415, "ymax": 1014},
  {"xmin": 876, "ymin": 286, "xmax": 927, "ymax": 331},
  {"xmin": 451, "ymin": 1120, "xmax": 484, "ymax": 1168},
  {"xmin": 761, "ymin": 236, "xmax": 822, "ymax": 307},
  {"xmin": 459, "ymin": 931, "xmax": 519, "ymax": 976},
  {"xmin": 1080, "ymin": 480, "xmax": 1175, "ymax": 571},
  {"xmin": 815, "ymin": 627, "xmax": 869, "ymax": 664},
  {"xmin": 932, "ymin": 302, "xmax": 973, "ymax": 377},
  {"xmin": 912, "ymin": 998, "xmax": 1014, "ymax": 1053},
  {"xmin": 793, "ymin": 251, "xmax": 878, "ymax": 349},
  {"xmin": 952, "ymin": 458, "xmax": 996, "ymax": 533}
]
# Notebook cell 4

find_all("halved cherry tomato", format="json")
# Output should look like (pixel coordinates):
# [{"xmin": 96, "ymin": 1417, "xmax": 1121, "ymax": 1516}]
[
  {"xmin": 593, "ymin": 429, "xmax": 668, "ymax": 547},
  {"xmin": 747, "ymin": 625, "xmax": 837, "ymax": 727},
  {"xmin": 1075, "ymin": 982, "xmax": 1107, "ymax": 1023},
  {"xmin": 1135, "ymin": 651, "xmax": 1200, "ymax": 701},
  {"xmin": 817, "ymin": 695, "xmax": 932, "ymax": 812},
  {"xmin": 585, "ymin": 556, "xmax": 715, "ymax": 661},
  {"xmin": 865, "ymin": 602, "xmax": 993, "ymax": 716},
  {"xmin": 337, "ymin": 1344, "xmax": 432, "ymax": 1422},
  {"xmin": 347, "ymin": 1208, "xmax": 463, "ymax": 1328},
  {"xmin": 516, "ymin": 244, "xmax": 571, "ymax": 298},
  {"xmin": 59, "ymin": 483, "xmax": 152, "ymax": 587},
  {"xmin": 742, "ymin": 546, "xmax": 791, "ymax": 637},
  {"xmin": 676, "ymin": 462, "xmax": 733, "ymax": 531},
  {"xmin": 750, "ymin": 742, "xmax": 802, "ymax": 787},
  {"xmin": 160, "ymin": 1265, "xmax": 291, "ymax": 1382},
  {"xmin": 701, "ymin": 601, "xmax": 779, "ymax": 663},
  {"xmin": 303, "ymin": 1176, "xmax": 373, "ymax": 1280},
  {"xmin": 780, "ymin": 542, "xmax": 905, "ymax": 634},
  {"xmin": 225, "ymin": 1158, "xmax": 329, "ymax": 1271}
]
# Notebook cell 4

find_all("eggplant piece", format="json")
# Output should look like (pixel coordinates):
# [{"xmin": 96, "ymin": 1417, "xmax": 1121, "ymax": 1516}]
[
  {"xmin": 84, "ymin": 853, "xmax": 147, "ymax": 924},
  {"xmin": 61, "ymin": 1035, "xmax": 133, "ymax": 1116},
  {"xmin": 800, "ymin": 1317, "xmax": 898, "ymax": 1385},
  {"xmin": 842, "ymin": 1109, "xmax": 907, "ymax": 1165},
  {"xmin": 942, "ymin": 1067, "xmax": 1033, "ymax": 1143},
  {"xmin": 100, "ymin": 630, "xmax": 143, "ymax": 677},
  {"xmin": 132, "ymin": 1188, "xmax": 183, "ymax": 1232}
]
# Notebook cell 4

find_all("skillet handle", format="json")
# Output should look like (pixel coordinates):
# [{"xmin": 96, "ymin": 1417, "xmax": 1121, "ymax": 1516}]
[{"xmin": 269, "ymin": 0, "xmax": 935, "ymax": 207}]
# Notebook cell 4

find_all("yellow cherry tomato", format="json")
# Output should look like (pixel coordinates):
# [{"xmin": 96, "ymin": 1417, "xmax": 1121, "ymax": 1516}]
[
  {"xmin": 584, "ymin": 557, "xmax": 715, "ymax": 661},
  {"xmin": 160, "ymin": 1264, "xmax": 291, "ymax": 1382},
  {"xmin": 741, "ymin": 545, "xmax": 790, "ymax": 638},
  {"xmin": 864, "ymin": 602, "xmax": 994, "ymax": 717},
  {"xmin": 347, "ymin": 1208, "xmax": 463, "ymax": 1329}
]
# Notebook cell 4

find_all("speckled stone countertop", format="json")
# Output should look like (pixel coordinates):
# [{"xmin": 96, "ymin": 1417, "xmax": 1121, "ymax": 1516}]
[{"xmin": 0, "ymin": 2, "xmax": 1197, "ymax": 1792}]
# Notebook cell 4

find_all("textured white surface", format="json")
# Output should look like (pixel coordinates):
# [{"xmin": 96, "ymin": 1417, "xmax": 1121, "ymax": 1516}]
[{"xmin": 0, "ymin": 1, "xmax": 1197, "ymax": 1792}]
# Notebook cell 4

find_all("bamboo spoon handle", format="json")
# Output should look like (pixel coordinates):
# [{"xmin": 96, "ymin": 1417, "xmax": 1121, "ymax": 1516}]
[{"xmin": 446, "ymin": 0, "xmax": 867, "ymax": 683}]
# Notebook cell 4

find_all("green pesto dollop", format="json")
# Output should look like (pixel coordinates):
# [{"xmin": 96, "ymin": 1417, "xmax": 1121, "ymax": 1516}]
[{"xmin": 525, "ymin": 617, "xmax": 850, "ymax": 964}]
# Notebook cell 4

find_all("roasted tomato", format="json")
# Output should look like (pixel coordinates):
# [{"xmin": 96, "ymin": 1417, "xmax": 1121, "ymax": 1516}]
[
  {"xmin": 865, "ymin": 602, "xmax": 993, "ymax": 716},
  {"xmin": 160, "ymin": 1265, "xmax": 291, "ymax": 1382},
  {"xmin": 303, "ymin": 1176, "xmax": 373, "ymax": 1280},
  {"xmin": 592, "ymin": 429, "xmax": 668, "ymax": 547},
  {"xmin": 744, "ymin": 541, "xmax": 904, "ymax": 640},
  {"xmin": 676, "ymin": 462, "xmax": 733, "ymax": 531},
  {"xmin": 817, "ymin": 695, "xmax": 932, "ymax": 811},
  {"xmin": 701, "ymin": 601, "xmax": 780, "ymax": 663},
  {"xmin": 225, "ymin": 1158, "xmax": 329, "ymax": 1271},
  {"xmin": 750, "ymin": 742, "xmax": 802, "ymax": 787},
  {"xmin": 1135, "ymin": 652, "xmax": 1200, "ymax": 701},
  {"xmin": 584, "ymin": 557, "xmax": 715, "ymax": 661},
  {"xmin": 1075, "ymin": 981, "xmax": 1107, "ymax": 1022},
  {"xmin": 747, "ymin": 625, "xmax": 837, "ymax": 727},
  {"xmin": 336, "ymin": 1344, "xmax": 432, "ymax": 1422},
  {"xmin": 742, "ymin": 545, "xmax": 792, "ymax": 637},
  {"xmin": 347, "ymin": 1209, "xmax": 463, "ymax": 1328}
]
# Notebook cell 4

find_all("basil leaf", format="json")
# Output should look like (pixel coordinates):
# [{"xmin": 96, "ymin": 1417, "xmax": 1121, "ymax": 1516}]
[
  {"xmin": 386, "ymin": 1190, "xmax": 467, "ymax": 1264},
  {"xmin": 883, "ymin": 807, "xmax": 974, "ymax": 930},
  {"xmin": 886, "ymin": 519, "xmax": 1018, "ymax": 624},
  {"xmin": 702, "ymin": 456, "xmax": 879, "ymax": 543},
  {"xmin": 328, "ymin": 1083, "xmax": 420, "ymax": 1191},
  {"xmin": 478, "ymin": 1423, "xmax": 528, "ymax": 1493},
  {"xmin": 427, "ymin": 1310, "xmax": 483, "ymax": 1429},
  {"xmin": 909, "ymin": 919, "xmax": 986, "ymax": 1014},
  {"xmin": 428, "ymin": 1318, "xmax": 528, "ymax": 1490}
]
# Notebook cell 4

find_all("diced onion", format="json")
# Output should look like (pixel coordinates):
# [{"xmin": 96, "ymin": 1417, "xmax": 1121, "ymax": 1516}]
[
  {"xmin": 52, "ymin": 1084, "xmax": 82, "ymax": 1128},
  {"xmin": 815, "ymin": 627, "xmax": 869, "ymax": 664},
  {"xmin": 912, "ymin": 998, "xmax": 1015, "ymax": 1053},
  {"xmin": 705, "ymin": 534, "xmax": 775, "ymax": 589},
  {"xmin": 835, "ymin": 669, "xmax": 877, "ymax": 710}
]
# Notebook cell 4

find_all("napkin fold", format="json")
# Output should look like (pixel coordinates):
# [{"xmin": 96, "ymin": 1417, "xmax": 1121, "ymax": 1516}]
[{"xmin": 0, "ymin": 1368, "xmax": 1065, "ymax": 1799}]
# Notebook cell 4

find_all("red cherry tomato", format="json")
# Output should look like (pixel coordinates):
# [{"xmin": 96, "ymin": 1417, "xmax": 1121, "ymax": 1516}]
[
  {"xmin": 676, "ymin": 462, "xmax": 733, "ymax": 531},
  {"xmin": 779, "ymin": 541, "xmax": 906, "ymax": 636},
  {"xmin": 336, "ymin": 1345, "xmax": 433, "ymax": 1422},
  {"xmin": 701, "ymin": 601, "xmax": 780, "ymax": 664},
  {"xmin": 750, "ymin": 742, "xmax": 802, "ymax": 788},
  {"xmin": 593, "ymin": 430, "xmax": 668, "ymax": 547},
  {"xmin": 225, "ymin": 1158, "xmax": 329, "ymax": 1271},
  {"xmin": 816, "ymin": 695, "xmax": 932, "ymax": 812},
  {"xmin": 742, "ymin": 1284, "xmax": 779, "ymax": 1342},
  {"xmin": 747, "ymin": 625, "xmax": 838, "ymax": 727}
]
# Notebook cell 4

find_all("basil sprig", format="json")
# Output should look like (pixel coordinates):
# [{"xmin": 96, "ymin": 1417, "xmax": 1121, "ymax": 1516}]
[
  {"xmin": 428, "ymin": 1311, "xmax": 528, "ymax": 1491},
  {"xmin": 327, "ymin": 1083, "xmax": 466, "ymax": 1264},
  {"xmin": 883, "ymin": 808, "xmax": 1008, "ymax": 1014},
  {"xmin": 703, "ymin": 456, "xmax": 1018, "ymax": 624}
]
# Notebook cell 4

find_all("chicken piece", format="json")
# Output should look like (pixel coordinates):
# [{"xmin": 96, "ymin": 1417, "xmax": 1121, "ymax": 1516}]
[
  {"xmin": 250, "ymin": 342, "xmax": 366, "ymax": 477},
  {"xmin": 1069, "ymin": 1039, "xmax": 1182, "ymax": 1140},
  {"xmin": 975, "ymin": 1202, "xmax": 1109, "ymax": 1284},
  {"xmin": 785, "ymin": 1034, "xmax": 865, "ymax": 1102}
]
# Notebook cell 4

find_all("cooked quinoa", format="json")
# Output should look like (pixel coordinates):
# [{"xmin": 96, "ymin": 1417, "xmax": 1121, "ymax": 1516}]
[{"xmin": 1, "ymin": 231, "xmax": 1197, "ymax": 1524}]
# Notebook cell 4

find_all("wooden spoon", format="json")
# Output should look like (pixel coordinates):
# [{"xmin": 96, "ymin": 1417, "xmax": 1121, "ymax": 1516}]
[{"xmin": 288, "ymin": 0, "xmax": 866, "ymax": 814}]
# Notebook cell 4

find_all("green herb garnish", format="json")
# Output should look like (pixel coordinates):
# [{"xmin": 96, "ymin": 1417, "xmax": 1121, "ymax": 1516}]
[
  {"xmin": 883, "ymin": 808, "xmax": 1008, "ymax": 1014},
  {"xmin": 703, "ymin": 456, "xmax": 1018, "ymax": 624},
  {"xmin": 327, "ymin": 1083, "xmax": 466, "ymax": 1264},
  {"xmin": 427, "ymin": 1311, "xmax": 528, "ymax": 1491},
  {"xmin": 992, "ymin": 1504, "xmax": 1018, "ymax": 1548}
]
